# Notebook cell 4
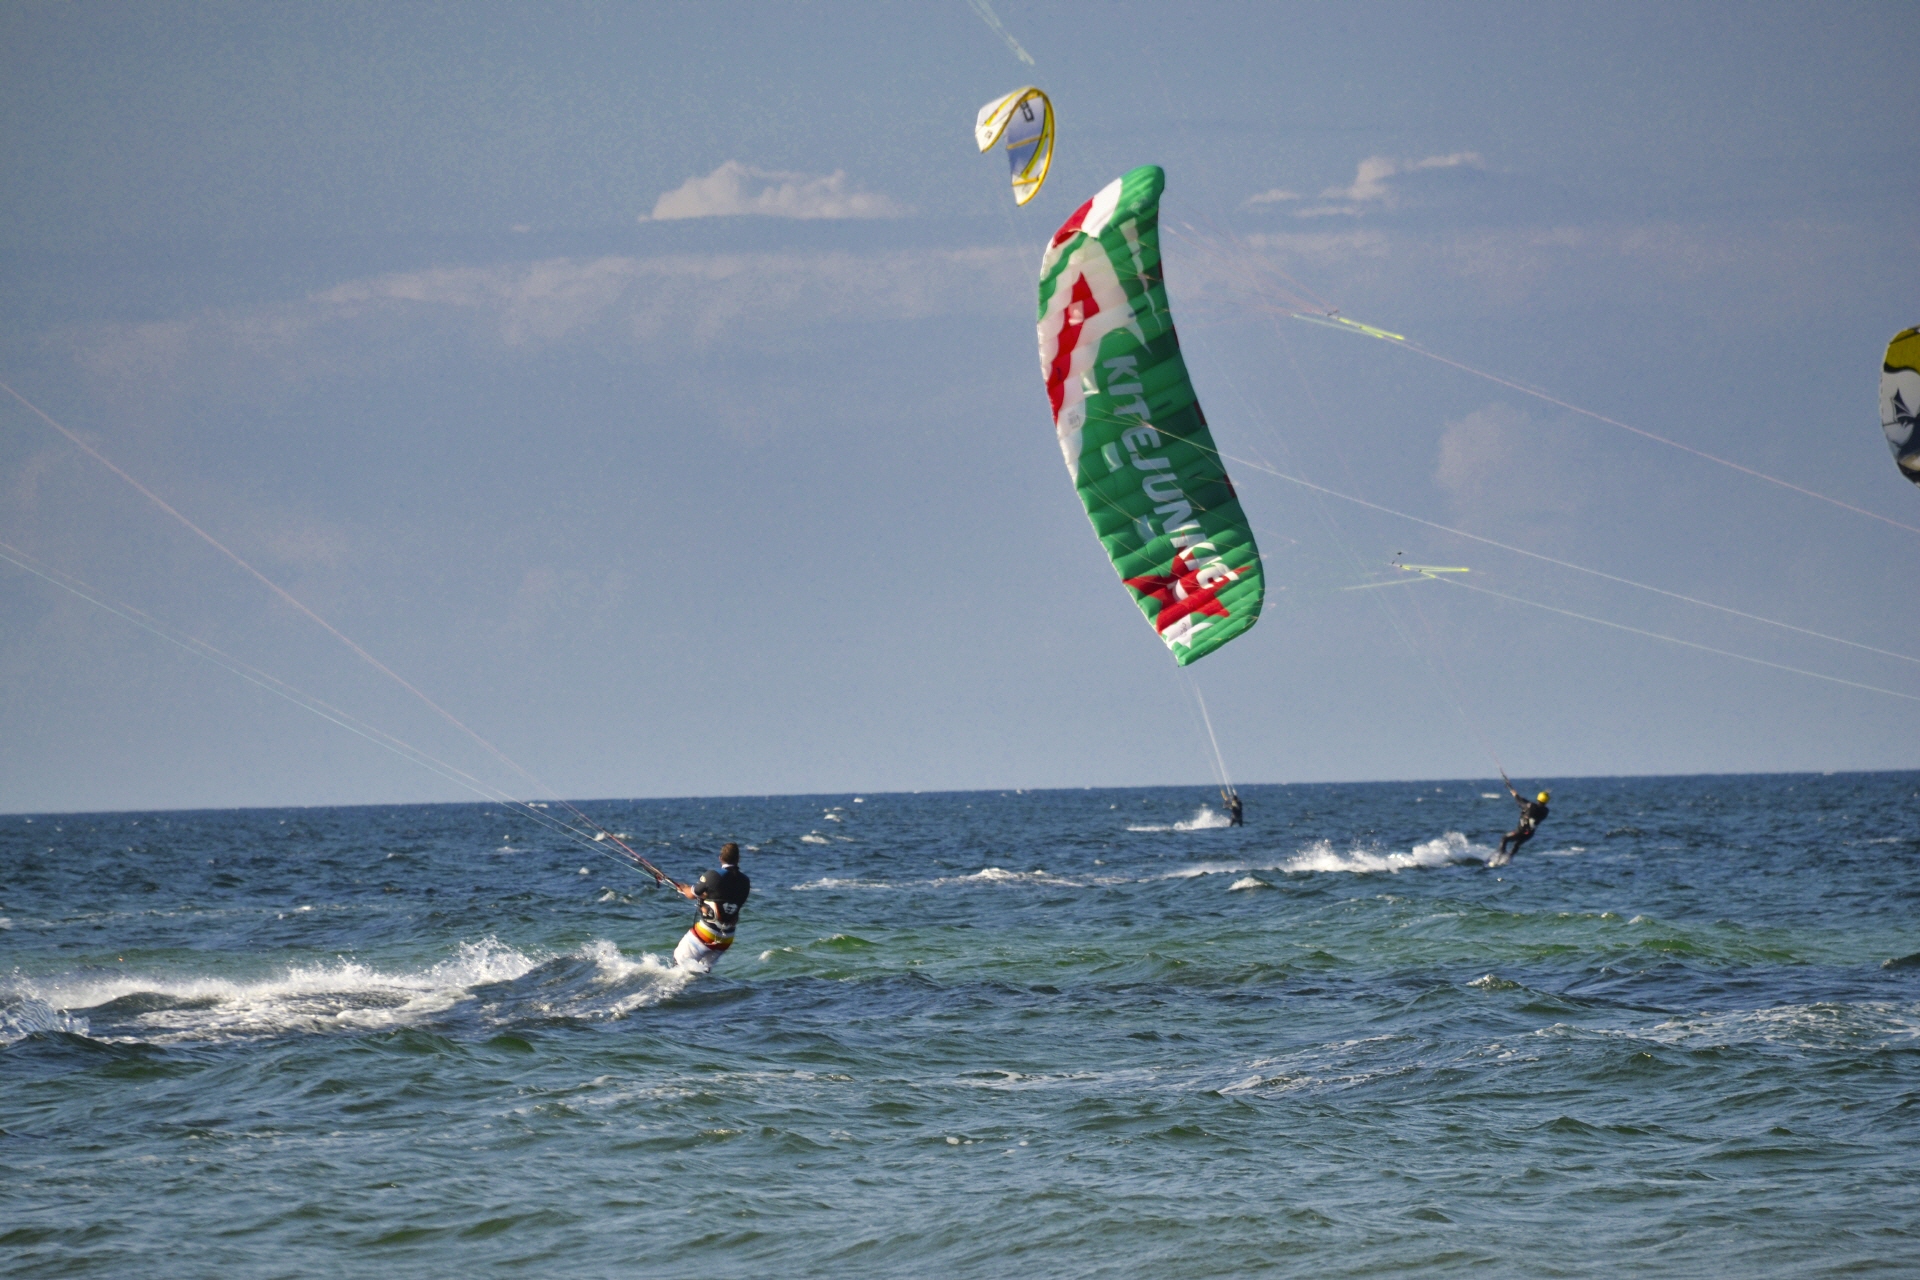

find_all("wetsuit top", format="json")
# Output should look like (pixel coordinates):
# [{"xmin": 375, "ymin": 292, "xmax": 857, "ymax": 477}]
[
  {"xmin": 1514, "ymin": 798, "xmax": 1549, "ymax": 833},
  {"xmin": 692, "ymin": 866, "xmax": 751, "ymax": 943}
]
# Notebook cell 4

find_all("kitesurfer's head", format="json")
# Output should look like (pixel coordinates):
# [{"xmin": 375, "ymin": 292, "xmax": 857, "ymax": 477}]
[
  {"xmin": 720, "ymin": 842, "xmax": 740, "ymax": 867},
  {"xmin": 1537, "ymin": 791, "xmax": 1550, "ymax": 804}
]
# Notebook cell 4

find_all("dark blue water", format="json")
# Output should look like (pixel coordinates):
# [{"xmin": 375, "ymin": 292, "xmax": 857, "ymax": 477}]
[{"xmin": 5, "ymin": 775, "xmax": 1919, "ymax": 1277}]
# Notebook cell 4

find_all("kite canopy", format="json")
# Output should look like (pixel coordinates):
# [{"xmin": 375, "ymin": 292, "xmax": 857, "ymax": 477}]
[
  {"xmin": 974, "ymin": 87, "xmax": 1054, "ymax": 206},
  {"xmin": 1881, "ymin": 328, "xmax": 1920, "ymax": 486},
  {"xmin": 1036, "ymin": 165, "xmax": 1263, "ymax": 665}
]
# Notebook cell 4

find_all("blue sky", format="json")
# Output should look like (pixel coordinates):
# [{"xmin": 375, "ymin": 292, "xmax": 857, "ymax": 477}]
[{"xmin": 2, "ymin": 1, "xmax": 1916, "ymax": 812}]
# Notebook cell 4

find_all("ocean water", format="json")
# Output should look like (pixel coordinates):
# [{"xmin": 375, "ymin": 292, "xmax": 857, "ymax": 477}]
[{"xmin": 4, "ymin": 774, "xmax": 1919, "ymax": 1277}]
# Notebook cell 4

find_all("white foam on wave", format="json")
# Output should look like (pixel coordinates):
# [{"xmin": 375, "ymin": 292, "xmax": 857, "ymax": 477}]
[
  {"xmin": 1228, "ymin": 876, "xmax": 1268, "ymax": 892},
  {"xmin": 1127, "ymin": 804, "xmax": 1234, "ymax": 833},
  {"xmin": 929, "ymin": 867, "xmax": 1077, "ymax": 887},
  {"xmin": 1154, "ymin": 831, "xmax": 1489, "ymax": 882},
  {"xmin": 1283, "ymin": 830, "xmax": 1488, "ymax": 874},
  {"xmin": 0, "ymin": 995, "xmax": 92, "ymax": 1046},
  {"xmin": 1157, "ymin": 860, "xmax": 1257, "ymax": 881},
  {"xmin": 800, "ymin": 834, "xmax": 831, "ymax": 845},
  {"xmin": 1540, "ymin": 1001, "xmax": 1920, "ymax": 1052},
  {"xmin": 0, "ymin": 935, "xmax": 698, "ymax": 1043},
  {"xmin": 1218, "ymin": 1034, "xmax": 1414, "ymax": 1097},
  {"xmin": 2, "ymin": 937, "xmax": 539, "ymax": 1043},
  {"xmin": 801, "ymin": 867, "xmax": 1154, "ymax": 892},
  {"xmin": 576, "ymin": 939, "xmax": 696, "ymax": 1016}
]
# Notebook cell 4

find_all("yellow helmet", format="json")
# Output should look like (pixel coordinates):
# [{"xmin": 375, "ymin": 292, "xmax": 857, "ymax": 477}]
[{"xmin": 1537, "ymin": 791, "xmax": 1550, "ymax": 803}]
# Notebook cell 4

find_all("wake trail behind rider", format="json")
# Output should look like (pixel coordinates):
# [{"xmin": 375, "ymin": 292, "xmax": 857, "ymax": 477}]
[
  {"xmin": 672, "ymin": 842, "xmax": 751, "ymax": 972},
  {"xmin": 1494, "ymin": 780, "xmax": 1549, "ymax": 866}
]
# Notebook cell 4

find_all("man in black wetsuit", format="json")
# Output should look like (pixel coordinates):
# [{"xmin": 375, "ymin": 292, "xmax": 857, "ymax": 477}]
[
  {"xmin": 1496, "ymin": 784, "xmax": 1550, "ymax": 863},
  {"xmin": 1224, "ymin": 788, "xmax": 1244, "ymax": 827},
  {"xmin": 672, "ymin": 842, "xmax": 751, "ymax": 972}
]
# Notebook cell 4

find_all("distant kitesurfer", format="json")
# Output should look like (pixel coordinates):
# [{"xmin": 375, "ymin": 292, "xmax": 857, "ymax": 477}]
[
  {"xmin": 673, "ymin": 842, "xmax": 751, "ymax": 972},
  {"xmin": 1224, "ymin": 788, "xmax": 1244, "ymax": 827},
  {"xmin": 1497, "ymin": 783, "xmax": 1550, "ymax": 862}
]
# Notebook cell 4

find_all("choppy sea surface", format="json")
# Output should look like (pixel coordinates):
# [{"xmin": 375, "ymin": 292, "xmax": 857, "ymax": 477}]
[{"xmin": 4, "ymin": 774, "xmax": 1919, "ymax": 1277}]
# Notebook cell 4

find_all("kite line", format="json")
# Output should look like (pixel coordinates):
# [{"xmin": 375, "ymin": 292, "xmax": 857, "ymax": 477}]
[{"xmin": 0, "ymin": 378, "xmax": 672, "ymax": 881}]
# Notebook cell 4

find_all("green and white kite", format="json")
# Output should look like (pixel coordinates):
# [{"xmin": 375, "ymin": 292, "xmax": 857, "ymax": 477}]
[{"xmin": 1036, "ymin": 165, "xmax": 1263, "ymax": 665}]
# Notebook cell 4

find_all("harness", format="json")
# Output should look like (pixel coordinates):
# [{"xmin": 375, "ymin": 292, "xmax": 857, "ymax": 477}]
[{"xmin": 690, "ymin": 867, "xmax": 750, "ymax": 952}]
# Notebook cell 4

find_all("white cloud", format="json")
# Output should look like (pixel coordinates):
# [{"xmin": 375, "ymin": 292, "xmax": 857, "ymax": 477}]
[
  {"xmin": 60, "ymin": 246, "xmax": 1029, "ymax": 407},
  {"xmin": 647, "ymin": 161, "xmax": 907, "ymax": 221},
  {"xmin": 1434, "ymin": 402, "xmax": 1587, "ymax": 534},
  {"xmin": 1322, "ymin": 156, "xmax": 1405, "ymax": 205},
  {"xmin": 1282, "ymin": 151, "xmax": 1484, "ymax": 217},
  {"xmin": 1242, "ymin": 188, "xmax": 1303, "ymax": 208},
  {"xmin": 1435, "ymin": 402, "xmax": 1528, "ymax": 513}
]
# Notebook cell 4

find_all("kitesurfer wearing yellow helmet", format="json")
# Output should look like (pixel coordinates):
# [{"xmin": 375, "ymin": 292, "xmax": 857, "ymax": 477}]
[{"xmin": 1495, "ymin": 779, "xmax": 1550, "ymax": 864}]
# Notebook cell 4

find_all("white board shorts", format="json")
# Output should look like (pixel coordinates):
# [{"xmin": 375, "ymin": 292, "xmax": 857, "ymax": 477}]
[{"xmin": 673, "ymin": 926, "xmax": 730, "ymax": 973}]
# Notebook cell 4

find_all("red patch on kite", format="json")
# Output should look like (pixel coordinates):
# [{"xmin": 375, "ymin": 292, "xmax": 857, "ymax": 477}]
[
  {"xmin": 1123, "ymin": 550, "xmax": 1239, "ymax": 634},
  {"xmin": 1050, "ymin": 197, "xmax": 1095, "ymax": 249},
  {"xmin": 1044, "ymin": 273, "xmax": 1099, "ymax": 423}
]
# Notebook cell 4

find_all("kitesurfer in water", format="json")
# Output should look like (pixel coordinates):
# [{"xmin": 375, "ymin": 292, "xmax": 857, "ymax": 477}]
[
  {"xmin": 1224, "ymin": 788, "xmax": 1244, "ymax": 827},
  {"xmin": 673, "ymin": 842, "xmax": 751, "ymax": 972},
  {"xmin": 1497, "ymin": 784, "xmax": 1550, "ymax": 861}
]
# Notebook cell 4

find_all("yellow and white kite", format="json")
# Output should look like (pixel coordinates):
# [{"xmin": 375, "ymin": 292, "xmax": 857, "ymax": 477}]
[
  {"xmin": 974, "ymin": 87, "xmax": 1054, "ymax": 206},
  {"xmin": 1881, "ymin": 327, "xmax": 1920, "ymax": 486}
]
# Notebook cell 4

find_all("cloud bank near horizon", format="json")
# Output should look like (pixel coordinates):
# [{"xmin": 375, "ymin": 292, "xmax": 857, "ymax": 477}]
[
  {"xmin": 1247, "ymin": 152, "xmax": 1486, "ymax": 217},
  {"xmin": 646, "ymin": 161, "xmax": 908, "ymax": 222}
]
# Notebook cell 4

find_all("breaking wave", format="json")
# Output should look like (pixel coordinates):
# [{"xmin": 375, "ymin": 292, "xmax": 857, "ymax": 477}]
[
  {"xmin": 928, "ymin": 867, "xmax": 1077, "ymax": 887},
  {"xmin": 1281, "ymin": 831, "xmax": 1489, "ymax": 873},
  {"xmin": 1128, "ymin": 804, "xmax": 1234, "ymax": 833},
  {"xmin": 1157, "ymin": 832, "xmax": 1491, "ymax": 882},
  {"xmin": 0, "ymin": 994, "xmax": 92, "ymax": 1046},
  {"xmin": 0, "ymin": 936, "xmax": 698, "ymax": 1045},
  {"xmin": 1538, "ymin": 1001, "xmax": 1920, "ymax": 1053}
]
